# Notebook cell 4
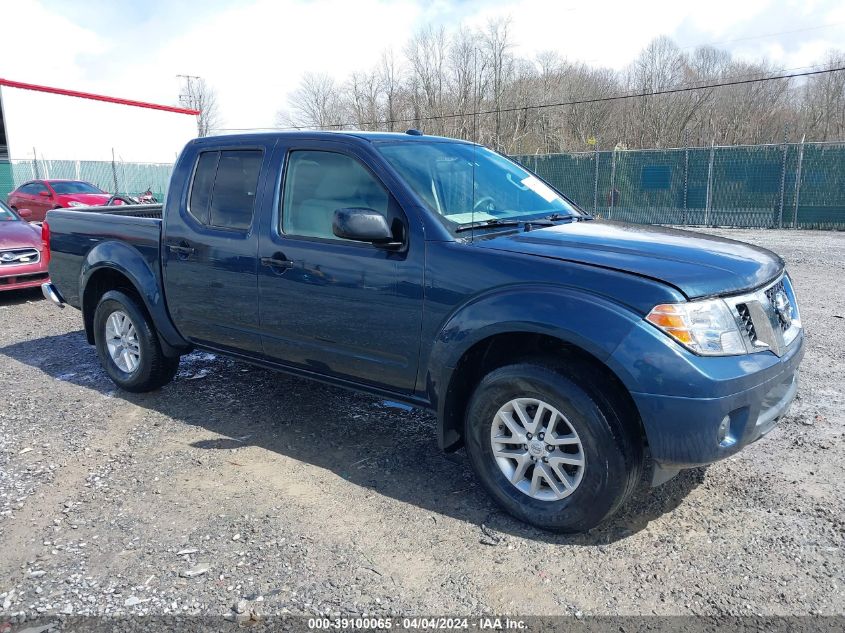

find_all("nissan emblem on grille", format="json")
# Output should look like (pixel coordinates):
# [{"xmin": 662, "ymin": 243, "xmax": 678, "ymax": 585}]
[
  {"xmin": 1, "ymin": 253, "xmax": 17, "ymax": 262},
  {"xmin": 773, "ymin": 290, "xmax": 792, "ymax": 328}
]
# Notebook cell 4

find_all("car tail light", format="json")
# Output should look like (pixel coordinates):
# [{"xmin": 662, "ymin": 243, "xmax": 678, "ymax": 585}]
[{"xmin": 41, "ymin": 221, "xmax": 51, "ymax": 266}]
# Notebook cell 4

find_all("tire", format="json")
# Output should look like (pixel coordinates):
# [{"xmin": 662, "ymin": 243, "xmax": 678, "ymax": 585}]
[
  {"xmin": 93, "ymin": 290, "xmax": 179, "ymax": 392},
  {"xmin": 464, "ymin": 360, "xmax": 643, "ymax": 533}
]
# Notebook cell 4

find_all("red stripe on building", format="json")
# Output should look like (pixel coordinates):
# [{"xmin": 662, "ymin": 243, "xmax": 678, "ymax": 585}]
[{"xmin": 0, "ymin": 78, "xmax": 200, "ymax": 116}]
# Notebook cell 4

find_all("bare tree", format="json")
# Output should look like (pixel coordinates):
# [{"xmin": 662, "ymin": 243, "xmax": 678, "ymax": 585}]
[
  {"xmin": 348, "ymin": 70, "xmax": 382, "ymax": 130},
  {"xmin": 278, "ymin": 25, "xmax": 845, "ymax": 153},
  {"xmin": 802, "ymin": 50, "xmax": 845, "ymax": 141},
  {"xmin": 480, "ymin": 18, "xmax": 514, "ymax": 149},
  {"xmin": 178, "ymin": 76, "xmax": 222, "ymax": 137},
  {"xmin": 280, "ymin": 72, "xmax": 346, "ymax": 130},
  {"xmin": 378, "ymin": 50, "xmax": 402, "ymax": 132},
  {"xmin": 405, "ymin": 25, "xmax": 449, "ymax": 134}
]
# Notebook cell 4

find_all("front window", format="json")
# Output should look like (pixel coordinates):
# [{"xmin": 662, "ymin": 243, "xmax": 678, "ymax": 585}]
[
  {"xmin": 49, "ymin": 181, "xmax": 105, "ymax": 195},
  {"xmin": 377, "ymin": 142, "xmax": 582, "ymax": 229},
  {"xmin": 0, "ymin": 200, "xmax": 17, "ymax": 222},
  {"xmin": 281, "ymin": 150, "xmax": 390, "ymax": 241}
]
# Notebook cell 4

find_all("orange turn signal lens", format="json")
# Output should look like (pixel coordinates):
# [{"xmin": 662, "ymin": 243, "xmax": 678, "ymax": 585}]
[
  {"xmin": 646, "ymin": 304, "xmax": 693, "ymax": 344},
  {"xmin": 662, "ymin": 327, "xmax": 694, "ymax": 344},
  {"xmin": 645, "ymin": 312, "xmax": 686, "ymax": 328}
]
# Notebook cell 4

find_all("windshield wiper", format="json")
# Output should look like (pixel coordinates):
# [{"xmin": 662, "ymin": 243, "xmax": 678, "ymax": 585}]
[
  {"xmin": 455, "ymin": 219, "xmax": 522, "ymax": 233},
  {"xmin": 543, "ymin": 213, "xmax": 591, "ymax": 222}
]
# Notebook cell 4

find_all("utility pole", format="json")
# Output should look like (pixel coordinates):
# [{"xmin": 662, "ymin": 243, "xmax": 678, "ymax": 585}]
[
  {"xmin": 177, "ymin": 74, "xmax": 201, "ymax": 109},
  {"xmin": 177, "ymin": 74, "xmax": 203, "ymax": 136}
]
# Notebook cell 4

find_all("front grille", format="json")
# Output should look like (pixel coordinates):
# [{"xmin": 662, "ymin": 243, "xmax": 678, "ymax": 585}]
[
  {"xmin": 0, "ymin": 248, "xmax": 40, "ymax": 266},
  {"xmin": 736, "ymin": 303, "xmax": 757, "ymax": 344},
  {"xmin": 724, "ymin": 274, "xmax": 801, "ymax": 356}
]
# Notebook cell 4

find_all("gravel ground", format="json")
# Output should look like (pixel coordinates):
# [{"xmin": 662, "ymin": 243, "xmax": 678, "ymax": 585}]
[{"xmin": 0, "ymin": 228, "xmax": 843, "ymax": 627}]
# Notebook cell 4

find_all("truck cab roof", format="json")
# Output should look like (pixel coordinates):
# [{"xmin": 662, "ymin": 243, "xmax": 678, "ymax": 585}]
[{"xmin": 190, "ymin": 130, "xmax": 475, "ymax": 147}]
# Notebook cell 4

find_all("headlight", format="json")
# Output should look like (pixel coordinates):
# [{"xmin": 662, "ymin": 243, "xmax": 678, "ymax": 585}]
[
  {"xmin": 67, "ymin": 201, "xmax": 86, "ymax": 207},
  {"xmin": 646, "ymin": 299, "xmax": 746, "ymax": 356}
]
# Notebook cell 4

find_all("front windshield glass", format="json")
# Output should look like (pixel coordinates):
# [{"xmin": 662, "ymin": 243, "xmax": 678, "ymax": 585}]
[
  {"xmin": 377, "ymin": 141, "xmax": 581, "ymax": 228},
  {"xmin": 0, "ymin": 200, "xmax": 18, "ymax": 222},
  {"xmin": 50, "ymin": 181, "xmax": 105, "ymax": 195}
]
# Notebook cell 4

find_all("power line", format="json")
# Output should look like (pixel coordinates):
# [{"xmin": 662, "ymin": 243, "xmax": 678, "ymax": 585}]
[
  {"xmin": 677, "ymin": 21, "xmax": 844, "ymax": 50},
  {"xmin": 216, "ymin": 65, "xmax": 845, "ymax": 133}
]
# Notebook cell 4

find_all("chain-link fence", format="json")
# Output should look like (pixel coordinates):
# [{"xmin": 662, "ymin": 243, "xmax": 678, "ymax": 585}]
[
  {"xmin": 2, "ymin": 141, "xmax": 843, "ymax": 229},
  {"xmin": 513, "ymin": 141, "xmax": 845, "ymax": 230},
  {"xmin": 0, "ymin": 158, "xmax": 172, "ymax": 202}
]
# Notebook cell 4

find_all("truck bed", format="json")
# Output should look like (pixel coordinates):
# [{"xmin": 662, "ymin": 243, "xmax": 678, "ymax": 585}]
[
  {"xmin": 46, "ymin": 205, "xmax": 164, "ymax": 309},
  {"xmin": 59, "ymin": 203, "xmax": 163, "ymax": 219}
]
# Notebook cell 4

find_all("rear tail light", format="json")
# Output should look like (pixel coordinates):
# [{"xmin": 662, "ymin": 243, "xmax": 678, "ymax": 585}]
[{"xmin": 41, "ymin": 221, "xmax": 51, "ymax": 266}]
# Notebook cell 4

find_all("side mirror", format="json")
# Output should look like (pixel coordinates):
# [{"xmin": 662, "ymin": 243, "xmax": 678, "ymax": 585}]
[
  {"xmin": 17, "ymin": 208, "xmax": 33, "ymax": 219},
  {"xmin": 39, "ymin": 191, "xmax": 52, "ymax": 198},
  {"xmin": 333, "ymin": 208, "xmax": 400, "ymax": 246}
]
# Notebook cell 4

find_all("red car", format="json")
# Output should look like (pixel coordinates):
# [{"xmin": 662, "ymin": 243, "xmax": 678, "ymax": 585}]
[
  {"xmin": 0, "ymin": 200, "xmax": 49, "ymax": 292},
  {"xmin": 7, "ymin": 179, "xmax": 112, "ymax": 222}
]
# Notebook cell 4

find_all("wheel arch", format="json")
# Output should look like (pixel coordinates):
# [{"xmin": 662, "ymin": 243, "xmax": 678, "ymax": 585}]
[
  {"xmin": 425, "ymin": 286, "xmax": 646, "ymax": 452},
  {"xmin": 436, "ymin": 332, "xmax": 646, "ymax": 453},
  {"xmin": 80, "ymin": 242, "xmax": 189, "ymax": 356}
]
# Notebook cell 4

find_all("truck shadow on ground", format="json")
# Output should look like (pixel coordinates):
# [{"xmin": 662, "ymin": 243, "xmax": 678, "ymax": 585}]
[{"xmin": 1, "ymin": 329, "xmax": 704, "ymax": 545}]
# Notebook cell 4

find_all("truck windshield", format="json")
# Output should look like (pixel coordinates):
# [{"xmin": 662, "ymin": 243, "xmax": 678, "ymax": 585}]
[
  {"xmin": 0, "ymin": 201, "xmax": 18, "ymax": 222},
  {"xmin": 377, "ymin": 141, "xmax": 582, "ymax": 229}
]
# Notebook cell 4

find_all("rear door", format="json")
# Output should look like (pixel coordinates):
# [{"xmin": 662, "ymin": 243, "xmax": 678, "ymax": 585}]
[
  {"xmin": 162, "ymin": 140, "xmax": 275, "ymax": 354},
  {"xmin": 13, "ymin": 182, "xmax": 49, "ymax": 220},
  {"xmin": 256, "ymin": 140, "xmax": 425, "ymax": 393}
]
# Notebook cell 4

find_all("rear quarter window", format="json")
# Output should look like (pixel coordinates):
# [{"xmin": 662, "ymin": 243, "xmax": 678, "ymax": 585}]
[
  {"xmin": 210, "ymin": 151, "xmax": 263, "ymax": 230},
  {"xmin": 188, "ymin": 152, "xmax": 219, "ymax": 225},
  {"xmin": 187, "ymin": 149, "xmax": 263, "ymax": 231}
]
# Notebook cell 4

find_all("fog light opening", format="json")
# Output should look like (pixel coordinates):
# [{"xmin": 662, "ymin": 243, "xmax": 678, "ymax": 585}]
[{"xmin": 718, "ymin": 415, "xmax": 736, "ymax": 447}]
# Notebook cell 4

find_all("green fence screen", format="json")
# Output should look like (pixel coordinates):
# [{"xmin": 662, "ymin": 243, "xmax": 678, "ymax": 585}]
[
  {"xmin": 513, "ymin": 141, "xmax": 845, "ymax": 230},
  {"xmin": 2, "ymin": 141, "xmax": 843, "ymax": 229},
  {"xmin": 0, "ymin": 158, "xmax": 172, "ymax": 203}
]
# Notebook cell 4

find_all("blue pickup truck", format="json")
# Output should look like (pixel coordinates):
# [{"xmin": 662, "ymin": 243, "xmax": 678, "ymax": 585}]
[{"xmin": 41, "ymin": 131, "xmax": 804, "ymax": 532}]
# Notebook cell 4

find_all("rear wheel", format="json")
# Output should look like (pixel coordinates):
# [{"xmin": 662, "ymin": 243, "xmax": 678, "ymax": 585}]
[
  {"xmin": 93, "ymin": 290, "xmax": 179, "ymax": 392},
  {"xmin": 464, "ymin": 360, "xmax": 642, "ymax": 532}
]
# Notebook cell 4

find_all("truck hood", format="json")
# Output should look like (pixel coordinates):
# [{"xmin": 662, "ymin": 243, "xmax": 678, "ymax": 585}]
[
  {"xmin": 0, "ymin": 220, "xmax": 42, "ymax": 250},
  {"xmin": 473, "ymin": 220, "xmax": 783, "ymax": 299}
]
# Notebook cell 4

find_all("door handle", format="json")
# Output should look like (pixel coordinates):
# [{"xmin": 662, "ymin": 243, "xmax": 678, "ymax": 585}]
[
  {"xmin": 168, "ymin": 242, "xmax": 195, "ymax": 258},
  {"xmin": 260, "ymin": 254, "xmax": 294, "ymax": 270}
]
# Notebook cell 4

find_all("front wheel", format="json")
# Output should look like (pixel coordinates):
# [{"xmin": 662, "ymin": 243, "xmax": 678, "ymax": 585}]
[
  {"xmin": 93, "ymin": 290, "xmax": 179, "ymax": 392},
  {"xmin": 464, "ymin": 361, "xmax": 642, "ymax": 532}
]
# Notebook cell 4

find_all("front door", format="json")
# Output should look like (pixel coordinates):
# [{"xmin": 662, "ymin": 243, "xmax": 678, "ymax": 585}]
[
  {"xmin": 257, "ymin": 143, "xmax": 424, "ymax": 393},
  {"xmin": 163, "ymin": 146, "xmax": 270, "ymax": 354}
]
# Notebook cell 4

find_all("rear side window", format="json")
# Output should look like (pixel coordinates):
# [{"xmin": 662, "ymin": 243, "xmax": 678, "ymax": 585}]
[
  {"xmin": 188, "ymin": 149, "xmax": 262, "ymax": 230},
  {"xmin": 188, "ymin": 153, "xmax": 218, "ymax": 224}
]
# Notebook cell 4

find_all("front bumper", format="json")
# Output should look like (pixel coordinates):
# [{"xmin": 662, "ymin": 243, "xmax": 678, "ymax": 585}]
[
  {"xmin": 608, "ymin": 321, "xmax": 805, "ymax": 476},
  {"xmin": 0, "ymin": 261, "xmax": 49, "ymax": 292}
]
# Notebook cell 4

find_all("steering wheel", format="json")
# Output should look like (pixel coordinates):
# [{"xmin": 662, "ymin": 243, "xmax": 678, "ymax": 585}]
[{"xmin": 473, "ymin": 196, "xmax": 495, "ymax": 211}]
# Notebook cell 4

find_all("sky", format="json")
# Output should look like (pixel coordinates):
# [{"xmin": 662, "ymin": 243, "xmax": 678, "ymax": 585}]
[{"xmin": 1, "ymin": 0, "xmax": 843, "ymax": 161}]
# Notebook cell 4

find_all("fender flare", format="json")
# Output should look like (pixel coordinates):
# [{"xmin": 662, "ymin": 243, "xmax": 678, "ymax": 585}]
[
  {"xmin": 79, "ymin": 240, "xmax": 190, "ymax": 354},
  {"xmin": 425, "ymin": 284, "xmax": 643, "ymax": 450}
]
